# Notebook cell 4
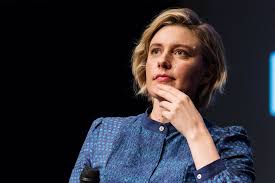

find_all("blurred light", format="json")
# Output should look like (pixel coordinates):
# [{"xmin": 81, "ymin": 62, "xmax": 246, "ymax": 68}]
[{"xmin": 270, "ymin": 52, "xmax": 275, "ymax": 116}]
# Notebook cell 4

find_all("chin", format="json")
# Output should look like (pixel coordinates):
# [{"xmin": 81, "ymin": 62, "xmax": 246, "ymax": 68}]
[{"xmin": 147, "ymin": 89, "xmax": 156, "ymax": 98}]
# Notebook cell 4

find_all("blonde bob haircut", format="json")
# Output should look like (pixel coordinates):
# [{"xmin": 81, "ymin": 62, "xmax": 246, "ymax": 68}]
[{"xmin": 131, "ymin": 8, "xmax": 227, "ymax": 108}]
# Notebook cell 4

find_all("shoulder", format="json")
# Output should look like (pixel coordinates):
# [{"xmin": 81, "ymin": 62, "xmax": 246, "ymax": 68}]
[
  {"xmin": 209, "ymin": 124, "xmax": 249, "ymax": 139},
  {"xmin": 204, "ymin": 118, "xmax": 250, "ymax": 141},
  {"xmin": 82, "ymin": 114, "xmax": 144, "ymax": 152},
  {"xmin": 87, "ymin": 113, "xmax": 144, "ymax": 134},
  {"xmin": 206, "ymin": 121, "xmax": 252, "ymax": 151}
]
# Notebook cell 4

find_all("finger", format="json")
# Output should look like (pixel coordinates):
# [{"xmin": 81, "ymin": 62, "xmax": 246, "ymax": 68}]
[
  {"xmin": 154, "ymin": 87, "xmax": 177, "ymax": 102},
  {"xmin": 159, "ymin": 100, "xmax": 173, "ymax": 111},
  {"xmin": 161, "ymin": 110, "xmax": 172, "ymax": 121},
  {"xmin": 157, "ymin": 84, "xmax": 187, "ymax": 98}
]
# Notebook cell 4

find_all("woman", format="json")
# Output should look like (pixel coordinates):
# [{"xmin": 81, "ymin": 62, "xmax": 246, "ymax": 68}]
[{"xmin": 70, "ymin": 8, "xmax": 255, "ymax": 182}]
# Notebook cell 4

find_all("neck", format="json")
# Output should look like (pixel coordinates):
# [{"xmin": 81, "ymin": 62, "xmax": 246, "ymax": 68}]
[{"xmin": 150, "ymin": 98, "xmax": 170, "ymax": 124}]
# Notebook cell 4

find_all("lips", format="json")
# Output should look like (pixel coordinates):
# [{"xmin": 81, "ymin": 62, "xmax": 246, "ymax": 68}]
[{"xmin": 154, "ymin": 74, "xmax": 175, "ymax": 82}]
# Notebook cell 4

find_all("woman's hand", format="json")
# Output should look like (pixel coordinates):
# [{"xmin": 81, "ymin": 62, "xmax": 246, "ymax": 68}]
[
  {"xmin": 154, "ymin": 84, "xmax": 220, "ymax": 169},
  {"xmin": 153, "ymin": 84, "xmax": 206, "ymax": 140}
]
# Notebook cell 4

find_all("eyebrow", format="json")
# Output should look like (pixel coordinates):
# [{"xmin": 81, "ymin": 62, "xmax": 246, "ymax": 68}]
[{"xmin": 149, "ymin": 43, "xmax": 197, "ymax": 51}]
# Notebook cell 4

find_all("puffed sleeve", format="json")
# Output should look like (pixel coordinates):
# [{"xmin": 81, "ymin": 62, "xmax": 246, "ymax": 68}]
[
  {"xmin": 69, "ymin": 117, "xmax": 103, "ymax": 183},
  {"xmin": 193, "ymin": 126, "xmax": 255, "ymax": 182}
]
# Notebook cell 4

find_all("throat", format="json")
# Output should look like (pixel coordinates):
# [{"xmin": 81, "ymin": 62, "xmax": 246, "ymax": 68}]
[{"xmin": 150, "ymin": 99, "xmax": 170, "ymax": 123}]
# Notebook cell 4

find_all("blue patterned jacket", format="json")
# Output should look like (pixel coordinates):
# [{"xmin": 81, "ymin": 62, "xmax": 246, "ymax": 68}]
[{"xmin": 69, "ymin": 109, "xmax": 255, "ymax": 183}]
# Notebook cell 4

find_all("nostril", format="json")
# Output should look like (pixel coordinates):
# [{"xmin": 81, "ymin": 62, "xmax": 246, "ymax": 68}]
[{"xmin": 158, "ymin": 60, "xmax": 172, "ymax": 69}]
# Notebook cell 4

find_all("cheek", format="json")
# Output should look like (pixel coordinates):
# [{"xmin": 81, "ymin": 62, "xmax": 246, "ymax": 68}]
[
  {"xmin": 145, "ymin": 63, "xmax": 150, "ymax": 87},
  {"xmin": 145, "ymin": 64, "xmax": 149, "ymax": 82},
  {"xmin": 145, "ymin": 62, "xmax": 156, "ymax": 96},
  {"xmin": 145, "ymin": 61, "xmax": 154, "ymax": 81},
  {"xmin": 177, "ymin": 64, "xmax": 204, "ymax": 88}
]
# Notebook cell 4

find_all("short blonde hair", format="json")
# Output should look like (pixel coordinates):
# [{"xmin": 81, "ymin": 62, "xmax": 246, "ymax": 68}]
[{"xmin": 131, "ymin": 8, "xmax": 227, "ymax": 108}]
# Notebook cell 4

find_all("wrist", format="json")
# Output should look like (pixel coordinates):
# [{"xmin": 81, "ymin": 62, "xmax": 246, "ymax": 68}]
[
  {"xmin": 185, "ymin": 122, "xmax": 210, "ymax": 142},
  {"xmin": 185, "ymin": 124, "xmax": 220, "ymax": 169}
]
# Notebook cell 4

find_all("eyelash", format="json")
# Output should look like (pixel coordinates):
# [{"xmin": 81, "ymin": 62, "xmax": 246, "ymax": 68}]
[
  {"xmin": 150, "ymin": 48, "xmax": 161, "ymax": 55},
  {"xmin": 150, "ymin": 48, "xmax": 191, "ymax": 58},
  {"xmin": 173, "ymin": 49, "xmax": 190, "ymax": 57}
]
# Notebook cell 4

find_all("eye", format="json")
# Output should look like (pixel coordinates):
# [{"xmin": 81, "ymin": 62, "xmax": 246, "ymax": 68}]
[
  {"xmin": 150, "ymin": 48, "xmax": 161, "ymax": 55},
  {"xmin": 174, "ymin": 49, "xmax": 191, "ymax": 58}
]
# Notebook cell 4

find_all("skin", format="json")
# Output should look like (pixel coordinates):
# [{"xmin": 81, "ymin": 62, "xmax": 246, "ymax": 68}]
[{"xmin": 146, "ymin": 25, "xmax": 220, "ymax": 170}]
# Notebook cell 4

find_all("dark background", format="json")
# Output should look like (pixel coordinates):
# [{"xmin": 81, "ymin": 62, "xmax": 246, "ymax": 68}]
[{"xmin": 2, "ymin": 0, "xmax": 274, "ymax": 182}]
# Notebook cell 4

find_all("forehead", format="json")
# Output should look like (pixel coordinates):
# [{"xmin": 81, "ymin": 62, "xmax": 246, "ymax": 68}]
[{"xmin": 150, "ymin": 25, "xmax": 199, "ymax": 48}]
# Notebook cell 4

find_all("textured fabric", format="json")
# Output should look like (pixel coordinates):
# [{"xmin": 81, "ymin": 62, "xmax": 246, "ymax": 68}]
[{"xmin": 69, "ymin": 109, "xmax": 255, "ymax": 183}]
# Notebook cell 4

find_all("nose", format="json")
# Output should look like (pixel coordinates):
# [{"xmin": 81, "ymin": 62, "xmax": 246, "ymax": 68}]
[{"xmin": 158, "ymin": 52, "xmax": 172, "ymax": 70}]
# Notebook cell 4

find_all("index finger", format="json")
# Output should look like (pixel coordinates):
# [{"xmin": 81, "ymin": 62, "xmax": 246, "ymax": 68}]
[{"xmin": 156, "ymin": 84, "xmax": 187, "ymax": 98}]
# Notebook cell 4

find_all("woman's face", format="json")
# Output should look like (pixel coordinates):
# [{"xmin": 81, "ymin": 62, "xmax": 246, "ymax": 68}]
[{"xmin": 146, "ymin": 25, "xmax": 205, "ymax": 101}]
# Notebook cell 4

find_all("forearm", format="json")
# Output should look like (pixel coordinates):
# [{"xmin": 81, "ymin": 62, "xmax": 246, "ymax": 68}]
[{"xmin": 186, "ymin": 124, "xmax": 220, "ymax": 170}]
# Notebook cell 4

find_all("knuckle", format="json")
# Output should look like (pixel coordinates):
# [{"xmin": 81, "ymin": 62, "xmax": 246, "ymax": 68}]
[{"xmin": 181, "ymin": 94, "xmax": 190, "ymax": 102}]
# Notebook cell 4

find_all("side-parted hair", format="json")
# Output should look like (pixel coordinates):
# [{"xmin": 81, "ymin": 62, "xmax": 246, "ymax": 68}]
[{"xmin": 131, "ymin": 8, "xmax": 227, "ymax": 108}]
